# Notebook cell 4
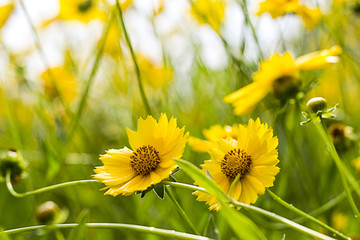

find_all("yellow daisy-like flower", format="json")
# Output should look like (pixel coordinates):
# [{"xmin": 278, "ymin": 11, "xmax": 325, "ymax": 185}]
[
  {"xmin": 189, "ymin": 124, "xmax": 240, "ymax": 152},
  {"xmin": 190, "ymin": 0, "xmax": 226, "ymax": 33},
  {"xmin": 223, "ymin": 46, "xmax": 342, "ymax": 115},
  {"xmin": 257, "ymin": 0, "xmax": 300, "ymax": 18},
  {"xmin": 257, "ymin": 0, "xmax": 321, "ymax": 29},
  {"xmin": 193, "ymin": 118, "xmax": 279, "ymax": 211},
  {"xmin": 0, "ymin": 2, "xmax": 14, "ymax": 29},
  {"xmin": 41, "ymin": 66, "xmax": 79, "ymax": 103},
  {"xmin": 137, "ymin": 55, "xmax": 173, "ymax": 89},
  {"xmin": 43, "ymin": 0, "xmax": 106, "ymax": 26},
  {"xmin": 93, "ymin": 114, "xmax": 189, "ymax": 196}
]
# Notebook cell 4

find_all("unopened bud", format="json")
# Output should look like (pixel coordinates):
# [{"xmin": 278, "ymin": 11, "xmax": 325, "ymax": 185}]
[
  {"xmin": 306, "ymin": 97, "xmax": 327, "ymax": 113},
  {"xmin": 0, "ymin": 149, "xmax": 27, "ymax": 183},
  {"xmin": 36, "ymin": 201, "xmax": 59, "ymax": 224}
]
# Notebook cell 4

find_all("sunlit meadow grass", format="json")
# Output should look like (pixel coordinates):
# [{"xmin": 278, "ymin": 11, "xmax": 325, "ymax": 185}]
[{"xmin": 1, "ymin": 0, "xmax": 360, "ymax": 239}]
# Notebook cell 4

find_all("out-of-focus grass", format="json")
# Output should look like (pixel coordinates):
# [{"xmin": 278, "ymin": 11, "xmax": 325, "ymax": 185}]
[{"xmin": 1, "ymin": 0, "xmax": 360, "ymax": 239}]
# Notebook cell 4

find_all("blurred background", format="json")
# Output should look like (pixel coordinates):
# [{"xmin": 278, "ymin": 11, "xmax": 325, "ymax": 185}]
[{"xmin": 1, "ymin": 0, "xmax": 360, "ymax": 239}]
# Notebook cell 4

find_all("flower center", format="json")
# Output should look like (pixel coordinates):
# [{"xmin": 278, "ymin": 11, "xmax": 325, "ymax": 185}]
[
  {"xmin": 221, "ymin": 149, "xmax": 252, "ymax": 181},
  {"xmin": 272, "ymin": 75, "xmax": 301, "ymax": 102},
  {"xmin": 130, "ymin": 145, "xmax": 161, "ymax": 175},
  {"xmin": 78, "ymin": 0, "xmax": 93, "ymax": 13}
]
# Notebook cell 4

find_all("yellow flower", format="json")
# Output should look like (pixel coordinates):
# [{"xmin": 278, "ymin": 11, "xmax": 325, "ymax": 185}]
[
  {"xmin": 193, "ymin": 118, "xmax": 279, "ymax": 211},
  {"xmin": 331, "ymin": 212, "xmax": 348, "ymax": 231},
  {"xmin": 189, "ymin": 124, "xmax": 240, "ymax": 152},
  {"xmin": 43, "ymin": 0, "xmax": 106, "ymax": 26},
  {"xmin": 41, "ymin": 66, "xmax": 79, "ymax": 103},
  {"xmin": 93, "ymin": 114, "xmax": 189, "ymax": 196},
  {"xmin": 0, "ymin": 2, "xmax": 14, "ymax": 28},
  {"xmin": 257, "ymin": 0, "xmax": 321, "ymax": 28},
  {"xmin": 223, "ymin": 46, "xmax": 342, "ymax": 115},
  {"xmin": 190, "ymin": 0, "xmax": 226, "ymax": 33},
  {"xmin": 257, "ymin": 0, "xmax": 300, "ymax": 18},
  {"xmin": 137, "ymin": 55, "xmax": 173, "ymax": 89}
]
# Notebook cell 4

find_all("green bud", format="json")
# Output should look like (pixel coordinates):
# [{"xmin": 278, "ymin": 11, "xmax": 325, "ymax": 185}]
[
  {"xmin": 306, "ymin": 97, "xmax": 327, "ymax": 113},
  {"xmin": 0, "ymin": 149, "xmax": 27, "ymax": 183},
  {"xmin": 36, "ymin": 201, "xmax": 60, "ymax": 224}
]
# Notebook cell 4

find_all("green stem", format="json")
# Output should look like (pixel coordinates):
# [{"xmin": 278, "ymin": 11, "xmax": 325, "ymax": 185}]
[
  {"xmin": 314, "ymin": 120, "xmax": 360, "ymax": 220},
  {"xmin": 165, "ymin": 181, "xmax": 336, "ymax": 240},
  {"xmin": 3, "ymin": 223, "xmax": 211, "ymax": 240},
  {"xmin": 165, "ymin": 186, "xmax": 200, "ymax": 235},
  {"xmin": 236, "ymin": 0, "xmax": 263, "ymax": 60},
  {"xmin": 65, "ymin": 7, "xmax": 115, "ymax": 146},
  {"xmin": 266, "ymin": 189, "xmax": 350, "ymax": 240},
  {"xmin": 116, "ymin": 0, "xmax": 152, "ymax": 115},
  {"xmin": 5, "ymin": 171, "xmax": 96, "ymax": 198}
]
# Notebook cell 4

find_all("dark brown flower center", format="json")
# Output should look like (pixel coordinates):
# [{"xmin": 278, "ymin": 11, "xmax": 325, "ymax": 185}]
[
  {"xmin": 221, "ymin": 149, "xmax": 252, "ymax": 181},
  {"xmin": 130, "ymin": 145, "xmax": 161, "ymax": 175},
  {"xmin": 78, "ymin": 0, "xmax": 93, "ymax": 13}
]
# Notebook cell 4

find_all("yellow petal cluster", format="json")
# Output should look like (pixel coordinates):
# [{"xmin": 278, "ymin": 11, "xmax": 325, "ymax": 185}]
[
  {"xmin": 189, "ymin": 124, "xmax": 240, "ymax": 152},
  {"xmin": 137, "ymin": 55, "xmax": 173, "ymax": 89},
  {"xmin": 0, "ymin": 2, "xmax": 14, "ymax": 29},
  {"xmin": 190, "ymin": 0, "xmax": 226, "ymax": 33},
  {"xmin": 193, "ymin": 118, "xmax": 279, "ymax": 211},
  {"xmin": 93, "ymin": 114, "xmax": 188, "ymax": 196},
  {"xmin": 223, "ymin": 46, "xmax": 342, "ymax": 115},
  {"xmin": 257, "ymin": 0, "xmax": 321, "ymax": 29}
]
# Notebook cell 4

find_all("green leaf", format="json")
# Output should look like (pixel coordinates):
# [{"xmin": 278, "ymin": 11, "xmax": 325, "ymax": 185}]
[
  {"xmin": 153, "ymin": 184, "xmax": 165, "ymax": 199},
  {"xmin": 67, "ymin": 210, "xmax": 89, "ymax": 240},
  {"xmin": 202, "ymin": 214, "xmax": 219, "ymax": 240},
  {"xmin": 174, "ymin": 159, "xmax": 267, "ymax": 240}
]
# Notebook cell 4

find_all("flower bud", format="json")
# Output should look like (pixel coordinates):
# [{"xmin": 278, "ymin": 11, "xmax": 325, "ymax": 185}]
[
  {"xmin": 36, "ymin": 201, "xmax": 59, "ymax": 224},
  {"xmin": 306, "ymin": 97, "xmax": 327, "ymax": 113},
  {"xmin": 0, "ymin": 149, "xmax": 27, "ymax": 183}
]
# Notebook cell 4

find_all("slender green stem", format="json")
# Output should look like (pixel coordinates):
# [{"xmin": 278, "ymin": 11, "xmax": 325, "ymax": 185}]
[
  {"xmin": 65, "ymin": 8, "xmax": 115, "ymax": 146},
  {"xmin": 165, "ymin": 181, "xmax": 336, "ymax": 240},
  {"xmin": 236, "ymin": 0, "xmax": 264, "ymax": 60},
  {"xmin": 314, "ymin": 120, "xmax": 360, "ymax": 220},
  {"xmin": 163, "ymin": 181, "xmax": 206, "ymax": 192},
  {"xmin": 116, "ymin": 0, "xmax": 152, "ymax": 115},
  {"xmin": 18, "ymin": 0, "xmax": 72, "ymax": 116},
  {"xmin": 165, "ymin": 186, "xmax": 200, "ymax": 235},
  {"xmin": 3, "ymin": 223, "xmax": 211, "ymax": 240},
  {"xmin": 5, "ymin": 171, "xmax": 96, "ymax": 198},
  {"xmin": 266, "ymin": 189, "xmax": 350, "ymax": 240}
]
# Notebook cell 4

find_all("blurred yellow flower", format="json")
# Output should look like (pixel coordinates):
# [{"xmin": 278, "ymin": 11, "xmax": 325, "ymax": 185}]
[
  {"xmin": 44, "ymin": 0, "xmax": 107, "ymax": 25},
  {"xmin": 93, "ymin": 114, "xmax": 188, "ymax": 196},
  {"xmin": 138, "ymin": 55, "xmax": 173, "ymax": 89},
  {"xmin": 41, "ymin": 67, "xmax": 79, "ymax": 103},
  {"xmin": 189, "ymin": 124, "xmax": 239, "ymax": 152},
  {"xmin": 190, "ymin": 0, "xmax": 226, "ymax": 33},
  {"xmin": 224, "ymin": 46, "xmax": 342, "ymax": 115},
  {"xmin": 193, "ymin": 118, "xmax": 279, "ymax": 211},
  {"xmin": 331, "ymin": 212, "xmax": 348, "ymax": 231},
  {"xmin": 257, "ymin": 0, "xmax": 321, "ymax": 28},
  {"xmin": 0, "ymin": 2, "xmax": 14, "ymax": 28},
  {"xmin": 352, "ymin": 157, "xmax": 360, "ymax": 172},
  {"xmin": 103, "ymin": 21, "xmax": 122, "ymax": 58}
]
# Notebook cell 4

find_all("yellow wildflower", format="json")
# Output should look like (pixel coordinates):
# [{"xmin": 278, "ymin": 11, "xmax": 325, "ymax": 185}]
[
  {"xmin": 138, "ymin": 55, "xmax": 173, "ymax": 89},
  {"xmin": 193, "ymin": 118, "xmax": 279, "ymax": 211},
  {"xmin": 0, "ymin": 2, "xmax": 14, "ymax": 28},
  {"xmin": 41, "ymin": 66, "xmax": 79, "ymax": 103},
  {"xmin": 43, "ymin": 0, "xmax": 107, "ymax": 25},
  {"xmin": 93, "ymin": 114, "xmax": 188, "ymax": 196},
  {"xmin": 190, "ymin": 0, "xmax": 226, "ymax": 33},
  {"xmin": 223, "ymin": 46, "xmax": 342, "ymax": 115},
  {"xmin": 331, "ymin": 212, "xmax": 348, "ymax": 232},
  {"xmin": 257, "ymin": 0, "xmax": 321, "ymax": 28},
  {"xmin": 189, "ymin": 124, "xmax": 240, "ymax": 152}
]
